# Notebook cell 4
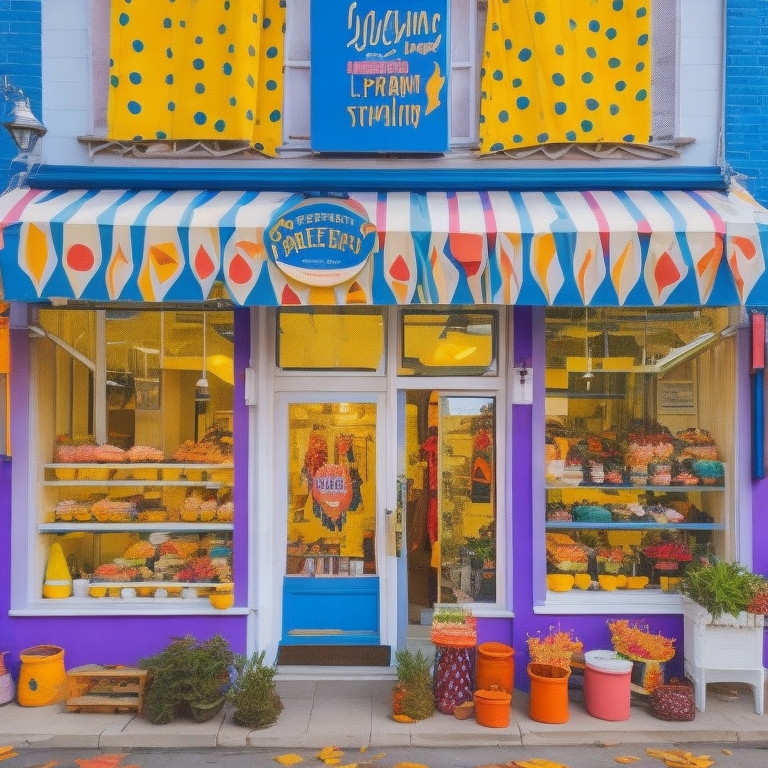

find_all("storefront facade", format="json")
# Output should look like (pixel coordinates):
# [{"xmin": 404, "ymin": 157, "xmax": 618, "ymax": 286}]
[{"xmin": 2, "ymin": 0, "xmax": 768, "ymax": 688}]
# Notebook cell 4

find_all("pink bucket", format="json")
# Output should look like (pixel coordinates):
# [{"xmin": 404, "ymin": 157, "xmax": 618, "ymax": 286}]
[{"xmin": 584, "ymin": 650, "xmax": 633, "ymax": 721}]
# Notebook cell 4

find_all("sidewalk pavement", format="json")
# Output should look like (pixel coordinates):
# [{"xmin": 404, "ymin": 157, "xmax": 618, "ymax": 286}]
[{"xmin": 1, "ymin": 671, "xmax": 767, "ymax": 751}]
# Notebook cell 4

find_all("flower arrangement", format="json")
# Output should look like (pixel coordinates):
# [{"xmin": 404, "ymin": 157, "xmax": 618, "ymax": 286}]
[
  {"xmin": 430, "ymin": 607, "xmax": 477, "ymax": 648},
  {"xmin": 527, "ymin": 627, "xmax": 583, "ymax": 669},
  {"xmin": 607, "ymin": 619, "xmax": 676, "ymax": 662}
]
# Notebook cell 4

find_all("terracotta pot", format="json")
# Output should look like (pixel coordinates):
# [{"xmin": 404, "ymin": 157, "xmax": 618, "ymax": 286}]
[
  {"xmin": 474, "ymin": 687, "xmax": 511, "ymax": 728},
  {"xmin": 527, "ymin": 662, "xmax": 570, "ymax": 724},
  {"xmin": 475, "ymin": 642, "xmax": 514, "ymax": 704}
]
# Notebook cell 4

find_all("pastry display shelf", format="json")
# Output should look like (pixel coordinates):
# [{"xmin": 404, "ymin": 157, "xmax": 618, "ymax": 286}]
[
  {"xmin": 39, "ymin": 522, "xmax": 234, "ymax": 532},
  {"xmin": 545, "ymin": 521, "xmax": 725, "ymax": 531},
  {"xmin": 44, "ymin": 462, "xmax": 234, "ymax": 470},
  {"xmin": 546, "ymin": 483, "xmax": 724, "ymax": 491},
  {"xmin": 43, "ymin": 479, "xmax": 227, "ymax": 488}
]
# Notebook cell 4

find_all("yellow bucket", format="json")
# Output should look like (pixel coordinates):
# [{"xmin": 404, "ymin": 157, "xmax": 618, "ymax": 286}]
[{"xmin": 17, "ymin": 645, "xmax": 67, "ymax": 706}]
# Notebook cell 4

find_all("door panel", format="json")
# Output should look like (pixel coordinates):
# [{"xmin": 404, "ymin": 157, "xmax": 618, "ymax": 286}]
[
  {"xmin": 281, "ymin": 397, "xmax": 380, "ymax": 645},
  {"xmin": 401, "ymin": 392, "xmax": 497, "ymax": 626}
]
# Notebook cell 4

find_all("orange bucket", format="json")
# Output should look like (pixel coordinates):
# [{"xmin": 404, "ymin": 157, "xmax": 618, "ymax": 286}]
[
  {"xmin": 476, "ymin": 642, "xmax": 515, "ymax": 703},
  {"xmin": 17, "ymin": 645, "xmax": 67, "ymax": 707},
  {"xmin": 474, "ymin": 687, "xmax": 512, "ymax": 728},
  {"xmin": 527, "ymin": 662, "xmax": 571, "ymax": 724}
]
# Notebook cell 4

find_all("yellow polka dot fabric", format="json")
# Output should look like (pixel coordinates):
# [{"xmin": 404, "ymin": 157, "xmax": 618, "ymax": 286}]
[
  {"xmin": 107, "ymin": 0, "xmax": 285, "ymax": 157},
  {"xmin": 479, "ymin": 0, "xmax": 652, "ymax": 154}
]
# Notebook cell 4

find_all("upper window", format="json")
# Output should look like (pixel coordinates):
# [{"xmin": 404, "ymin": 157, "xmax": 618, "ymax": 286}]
[
  {"xmin": 399, "ymin": 309, "xmax": 498, "ymax": 376},
  {"xmin": 277, "ymin": 308, "xmax": 385, "ymax": 371}
]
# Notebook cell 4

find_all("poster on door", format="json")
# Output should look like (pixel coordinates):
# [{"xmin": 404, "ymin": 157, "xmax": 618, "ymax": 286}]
[{"xmin": 310, "ymin": 0, "xmax": 449, "ymax": 153}]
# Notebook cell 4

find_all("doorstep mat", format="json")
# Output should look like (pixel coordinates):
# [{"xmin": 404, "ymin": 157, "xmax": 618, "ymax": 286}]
[{"xmin": 277, "ymin": 644, "xmax": 392, "ymax": 666}]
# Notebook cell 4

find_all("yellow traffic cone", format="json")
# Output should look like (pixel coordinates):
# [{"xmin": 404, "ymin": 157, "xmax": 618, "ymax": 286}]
[{"xmin": 43, "ymin": 542, "xmax": 72, "ymax": 598}]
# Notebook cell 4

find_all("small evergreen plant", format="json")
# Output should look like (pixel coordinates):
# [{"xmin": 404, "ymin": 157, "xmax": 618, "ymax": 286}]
[
  {"xmin": 393, "ymin": 648, "xmax": 434, "ymax": 721},
  {"xmin": 228, "ymin": 650, "xmax": 284, "ymax": 729}
]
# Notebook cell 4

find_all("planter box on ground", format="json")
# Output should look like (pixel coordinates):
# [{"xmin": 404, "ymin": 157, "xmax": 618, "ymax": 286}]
[{"xmin": 680, "ymin": 595, "xmax": 765, "ymax": 714}]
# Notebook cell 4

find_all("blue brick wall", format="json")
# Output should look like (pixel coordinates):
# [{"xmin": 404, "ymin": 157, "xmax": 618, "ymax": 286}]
[
  {"xmin": 0, "ymin": 0, "xmax": 42, "ymax": 186},
  {"xmin": 725, "ymin": 2, "xmax": 768, "ymax": 206}
]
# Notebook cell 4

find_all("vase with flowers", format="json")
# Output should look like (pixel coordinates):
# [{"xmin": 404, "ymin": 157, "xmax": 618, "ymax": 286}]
[{"xmin": 607, "ymin": 619, "xmax": 676, "ymax": 695}]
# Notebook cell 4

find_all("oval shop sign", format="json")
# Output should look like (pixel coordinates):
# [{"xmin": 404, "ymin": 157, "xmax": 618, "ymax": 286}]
[{"xmin": 266, "ymin": 198, "xmax": 377, "ymax": 287}]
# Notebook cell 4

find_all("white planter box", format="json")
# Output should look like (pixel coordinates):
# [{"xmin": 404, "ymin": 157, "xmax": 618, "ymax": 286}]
[{"xmin": 680, "ymin": 595, "xmax": 765, "ymax": 714}]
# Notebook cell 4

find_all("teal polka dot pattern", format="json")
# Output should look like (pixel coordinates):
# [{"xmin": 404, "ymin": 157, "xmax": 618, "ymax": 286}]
[
  {"xmin": 480, "ymin": 0, "xmax": 651, "ymax": 153},
  {"xmin": 107, "ymin": 0, "xmax": 286, "ymax": 156}
]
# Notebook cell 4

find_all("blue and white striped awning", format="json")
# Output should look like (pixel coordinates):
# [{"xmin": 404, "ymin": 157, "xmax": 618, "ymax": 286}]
[{"xmin": 1, "ymin": 184, "xmax": 767, "ymax": 306}]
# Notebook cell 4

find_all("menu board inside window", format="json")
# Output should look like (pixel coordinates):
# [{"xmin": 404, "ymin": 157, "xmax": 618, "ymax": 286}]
[{"xmin": 310, "ymin": 0, "xmax": 450, "ymax": 153}]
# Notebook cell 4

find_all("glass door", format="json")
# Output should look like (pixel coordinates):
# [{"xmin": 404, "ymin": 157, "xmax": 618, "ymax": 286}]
[
  {"xmin": 400, "ymin": 392, "xmax": 497, "ymax": 627},
  {"xmin": 281, "ymin": 396, "xmax": 383, "ymax": 646}
]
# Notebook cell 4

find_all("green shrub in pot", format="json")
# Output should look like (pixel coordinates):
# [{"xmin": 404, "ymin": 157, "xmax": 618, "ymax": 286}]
[{"xmin": 679, "ymin": 560, "xmax": 768, "ymax": 620}]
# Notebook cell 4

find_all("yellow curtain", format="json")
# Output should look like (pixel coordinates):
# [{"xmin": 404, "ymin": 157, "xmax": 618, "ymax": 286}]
[
  {"xmin": 107, "ymin": 0, "xmax": 285, "ymax": 157},
  {"xmin": 479, "ymin": 0, "xmax": 652, "ymax": 154}
]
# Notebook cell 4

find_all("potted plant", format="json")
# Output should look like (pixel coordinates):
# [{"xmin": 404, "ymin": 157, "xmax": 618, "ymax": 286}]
[
  {"xmin": 139, "ymin": 634, "xmax": 241, "ymax": 724},
  {"xmin": 228, "ymin": 650, "xmax": 284, "ymax": 729},
  {"xmin": 392, "ymin": 648, "xmax": 435, "ymax": 722},
  {"xmin": 678, "ymin": 560, "xmax": 768, "ymax": 714}
]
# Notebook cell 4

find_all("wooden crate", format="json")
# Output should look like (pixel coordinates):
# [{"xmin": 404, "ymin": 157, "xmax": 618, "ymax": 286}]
[{"xmin": 66, "ymin": 664, "xmax": 147, "ymax": 713}]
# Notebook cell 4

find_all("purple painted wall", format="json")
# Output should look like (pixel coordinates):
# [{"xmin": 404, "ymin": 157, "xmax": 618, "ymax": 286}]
[{"xmin": 0, "ymin": 308, "xmax": 251, "ymax": 676}]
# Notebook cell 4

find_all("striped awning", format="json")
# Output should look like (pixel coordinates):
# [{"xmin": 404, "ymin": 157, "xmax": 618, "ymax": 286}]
[{"xmin": 1, "ymin": 185, "xmax": 767, "ymax": 307}]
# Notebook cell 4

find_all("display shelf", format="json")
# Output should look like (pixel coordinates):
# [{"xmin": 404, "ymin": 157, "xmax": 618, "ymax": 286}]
[
  {"xmin": 44, "ymin": 462, "xmax": 234, "ymax": 470},
  {"xmin": 40, "ymin": 522, "xmax": 234, "ymax": 532},
  {"xmin": 43, "ymin": 479, "xmax": 226, "ymax": 487},
  {"xmin": 545, "ymin": 521, "xmax": 725, "ymax": 531},
  {"xmin": 546, "ymin": 484, "xmax": 724, "ymax": 492}
]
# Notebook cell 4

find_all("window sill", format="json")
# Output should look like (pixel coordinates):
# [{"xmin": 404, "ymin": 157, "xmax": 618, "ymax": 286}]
[
  {"xmin": 10, "ymin": 599, "xmax": 251, "ymax": 617},
  {"xmin": 534, "ymin": 590, "xmax": 682, "ymax": 615}
]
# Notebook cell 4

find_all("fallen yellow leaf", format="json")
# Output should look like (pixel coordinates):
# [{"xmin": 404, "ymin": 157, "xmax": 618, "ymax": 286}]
[
  {"xmin": 392, "ymin": 763, "xmax": 432, "ymax": 768},
  {"xmin": 0, "ymin": 752, "xmax": 17, "ymax": 764},
  {"xmin": 273, "ymin": 755, "xmax": 304, "ymax": 766},
  {"xmin": 722, "ymin": 749, "xmax": 732, "ymax": 756},
  {"xmin": 615, "ymin": 758, "xmax": 641, "ymax": 765}
]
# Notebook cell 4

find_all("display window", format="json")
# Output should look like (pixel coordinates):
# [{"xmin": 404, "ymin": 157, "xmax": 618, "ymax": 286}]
[
  {"xmin": 544, "ymin": 307, "xmax": 736, "ymax": 599},
  {"xmin": 31, "ymin": 308, "xmax": 234, "ymax": 605}
]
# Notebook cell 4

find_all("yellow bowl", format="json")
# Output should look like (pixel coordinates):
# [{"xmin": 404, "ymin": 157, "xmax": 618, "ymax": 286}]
[
  {"xmin": 574, "ymin": 573, "xmax": 592, "ymax": 590},
  {"xmin": 209, "ymin": 593, "xmax": 234, "ymax": 610},
  {"xmin": 615, "ymin": 575, "xmax": 629, "ymax": 589},
  {"xmin": 598, "ymin": 575, "xmax": 618, "ymax": 591},
  {"xmin": 107, "ymin": 587, "xmax": 121, "ymax": 598},
  {"xmin": 136, "ymin": 587, "xmax": 153, "ymax": 597},
  {"xmin": 89, "ymin": 586, "xmax": 107, "ymax": 598},
  {"xmin": 627, "ymin": 576, "xmax": 649, "ymax": 590},
  {"xmin": 546, "ymin": 574, "xmax": 575, "ymax": 592}
]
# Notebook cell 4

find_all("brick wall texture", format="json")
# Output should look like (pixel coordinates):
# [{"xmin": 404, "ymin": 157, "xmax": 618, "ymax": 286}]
[
  {"xmin": 726, "ymin": 1, "xmax": 768, "ymax": 205},
  {"xmin": 0, "ymin": 0, "xmax": 42, "ymax": 182}
]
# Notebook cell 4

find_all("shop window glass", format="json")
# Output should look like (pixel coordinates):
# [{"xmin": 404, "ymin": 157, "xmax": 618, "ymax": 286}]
[
  {"xmin": 286, "ymin": 401, "xmax": 377, "ymax": 576},
  {"xmin": 436, "ymin": 395, "xmax": 496, "ymax": 603},
  {"xmin": 544, "ymin": 307, "xmax": 735, "ymax": 596},
  {"xmin": 277, "ymin": 308, "xmax": 385, "ymax": 371},
  {"xmin": 400, "ymin": 310, "xmax": 497, "ymax": 376},
  {"xmin": 35, "ymin": 309, "xmax": 234, "ymax": 602}
]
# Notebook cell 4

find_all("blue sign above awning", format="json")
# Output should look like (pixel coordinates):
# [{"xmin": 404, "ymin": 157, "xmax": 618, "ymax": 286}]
[
  {"xmin": 310, "ymin": 0, "xmax": 450, "ymax": 153},
  {"xmin": 1, "ymin": 185, "xmax": 767, "ymax": 307}
]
